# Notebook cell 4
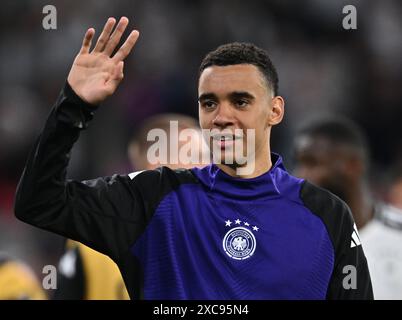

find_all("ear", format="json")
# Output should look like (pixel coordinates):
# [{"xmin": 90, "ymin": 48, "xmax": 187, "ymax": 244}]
[{"xmin": 268, "ymin": 96, "xmax": 285, "ymax": 126}]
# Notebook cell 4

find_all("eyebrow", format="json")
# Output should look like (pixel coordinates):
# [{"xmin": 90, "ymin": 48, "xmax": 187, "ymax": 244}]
[
  {"xmin": 198, "ymin": 93, "xmax": 217, "ymax": 102},
  {"xmin": 198, "ymin": 91, "xmax": 256, "ymax": 102},
  {"xmin": 228, "ymin": 91, "xmax": 256, "ymax": 101}
]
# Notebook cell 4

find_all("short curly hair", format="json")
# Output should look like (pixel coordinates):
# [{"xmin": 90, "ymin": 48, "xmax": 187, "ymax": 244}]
[{"xmin": 199, "ymin": 42, "xmax": 279, "ymax": 96}]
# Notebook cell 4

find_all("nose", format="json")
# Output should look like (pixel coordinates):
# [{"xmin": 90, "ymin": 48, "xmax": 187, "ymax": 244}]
[{"xmin": 212, "ymin": 103, "xmax": 234, "ymax": 129}]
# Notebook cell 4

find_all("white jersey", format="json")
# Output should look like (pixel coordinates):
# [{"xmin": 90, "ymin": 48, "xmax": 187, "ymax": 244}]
[{"xmin": 360, "ymin": 204, "xmax": 402, "ymax": 300}]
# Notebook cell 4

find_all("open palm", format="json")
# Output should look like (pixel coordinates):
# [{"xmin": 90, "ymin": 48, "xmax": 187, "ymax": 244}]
[{"xmin": 67, "ymin": 17, "xmax": 140, "ymax": 105}]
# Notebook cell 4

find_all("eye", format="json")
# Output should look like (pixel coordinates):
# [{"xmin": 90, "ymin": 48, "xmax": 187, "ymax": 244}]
[
  {"xmin": 201, "ymin": 100, "xmax": 217, "ymax": 110},
  {"xmin": 235, "ymin": 99, "xmax": 249, "ymax": 108}
]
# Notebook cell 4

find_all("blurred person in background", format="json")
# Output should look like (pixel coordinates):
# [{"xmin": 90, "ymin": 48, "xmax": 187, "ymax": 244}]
[
  {"xmin": 128, "ymin": 113, "xmax": 209, "ymax": 171},
  {"xmin": 0, "ymin": 252, "xmax": 46, "ymax": 300},
  {"xmin": 293, "ymin": 117, "xmax": 374, "ymax": 230},
  {"xmin": 54, "ymin": 239, "xmax": 129, "ymax": 300},
  {"xmin": 293, "ymin": 117, "xmax": 402, "ymax": 299},
  {"xmin": 55, "ymin": 113, "xmax": 207, "ymax": 299}
]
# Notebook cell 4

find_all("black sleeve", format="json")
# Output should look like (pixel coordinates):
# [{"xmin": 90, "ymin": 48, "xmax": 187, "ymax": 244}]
[
  {"xmin": 53, "ymin": 246, "xmax": 85, "ymax": 300},
  {"xmin": 300, "ymin": 181, "xmax": 374, "ymax": 300},
  {"xmin": 13, "ymin": 82, "xmax": 162, "ymax": 262}
]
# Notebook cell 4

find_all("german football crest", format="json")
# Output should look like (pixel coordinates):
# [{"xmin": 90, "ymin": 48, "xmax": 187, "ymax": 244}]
[{"xmin": 223, "ymin": 219, "xmax": 258, "ymax": 260}]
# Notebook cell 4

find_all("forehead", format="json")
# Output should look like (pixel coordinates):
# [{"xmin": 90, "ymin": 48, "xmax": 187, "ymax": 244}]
[
  {"xmin": 198, "ymin": 64, "xmax": 267, "ymax": 95},
  {"xmin": 295, "ymin": 135, "xmax": 349, "ymax": 159}
]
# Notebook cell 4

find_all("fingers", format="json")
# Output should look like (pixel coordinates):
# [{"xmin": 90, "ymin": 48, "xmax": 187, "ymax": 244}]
[
  {"xmin": 93, "ymin": 18, "xmax": 116, "ymax": 53},
  {"xmin": 85, "ymin": 16, "xmax": 139, "ymax": 61},
  {"xmin": 104, "ymin": 17, "xmax": 129, "ymax": 56},
  {"xmin": 112, "ymin": 30, "xmax": 140, "ymax": 62},
  {"xmin": 79, "ymin": 28, "xmax": 95, "ymax": 54}
]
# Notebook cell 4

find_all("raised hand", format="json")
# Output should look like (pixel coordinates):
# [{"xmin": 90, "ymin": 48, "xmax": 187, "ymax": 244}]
[{"xmin": 67, "ymin": 17, "xmax": 140, "ymax": 105}]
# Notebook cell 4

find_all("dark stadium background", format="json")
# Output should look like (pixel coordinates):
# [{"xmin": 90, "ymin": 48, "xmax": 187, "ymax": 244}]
[{"xmin": 0, "ymin": 0, "xmax": 401, "ymax": 291}]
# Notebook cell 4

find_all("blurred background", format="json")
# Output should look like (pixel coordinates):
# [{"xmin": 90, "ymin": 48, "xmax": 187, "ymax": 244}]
[{"xmin": 1, "ymin": 0, "xmax": 402, "ymax": 298}]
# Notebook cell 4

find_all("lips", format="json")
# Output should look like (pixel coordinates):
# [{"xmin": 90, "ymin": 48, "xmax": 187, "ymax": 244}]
[{"xmin": 211, "ymin": 134, "xmax": 241, "ymax": 149}]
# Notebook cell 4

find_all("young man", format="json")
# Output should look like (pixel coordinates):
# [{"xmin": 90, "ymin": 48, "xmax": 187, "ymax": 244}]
[{"xmin": 14, "ymin": 17, "xmax": 373, "ymax": 299}]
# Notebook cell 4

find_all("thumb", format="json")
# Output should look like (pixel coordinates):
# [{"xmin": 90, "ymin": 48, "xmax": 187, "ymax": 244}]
[
  {"xmin": 113, "ymin": 61, "xmax": 124, "ymax": 80},
  {"xmin": 105, "ymin": 61, "xmax": 124, "ymax": 94}
]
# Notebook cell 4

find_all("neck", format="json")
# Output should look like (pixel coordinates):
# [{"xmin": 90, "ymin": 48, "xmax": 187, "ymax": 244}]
[{"xmin": 217, "ymin": 146, "xmax": 272, "ymax": 179}]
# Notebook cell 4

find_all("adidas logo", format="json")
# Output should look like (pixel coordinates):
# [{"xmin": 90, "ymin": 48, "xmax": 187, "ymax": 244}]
[{"xmin": 350, "ymin": 223, "xmax": 361, "ymax": 248}]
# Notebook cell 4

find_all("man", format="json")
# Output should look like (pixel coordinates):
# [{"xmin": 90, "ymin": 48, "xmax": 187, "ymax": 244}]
[
  {"xmin": 14, "ymin": 17, "xmax": 372, "ymax": 299},
  {"xmin": 55, "ymin": 114, "xmax": 206, "ymax": 299},
  {"xmin": 128, "ymin": 113, "xmax": 208, "ymax": 171},
  {"xmin": 293, "ymin": 117, "xmax": 402, "ymax": 299},
  {"xmin": 293, "ymin": 117, "xmax": 374, "ymax": 230},
  {"xmin": 54, "ymin": 239, "xmax": 129, "ymax": 300}
]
